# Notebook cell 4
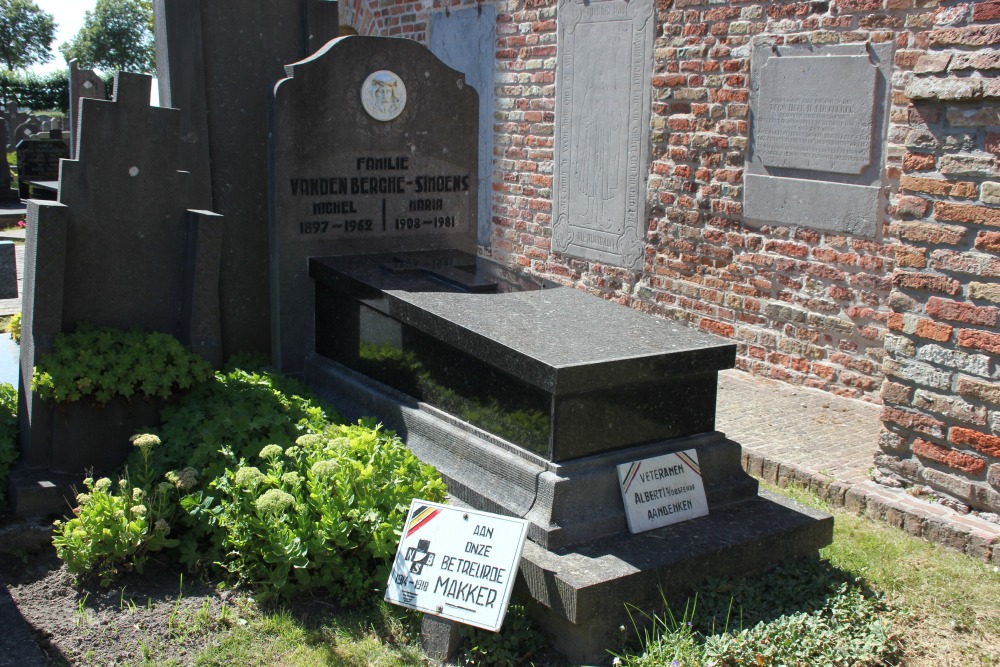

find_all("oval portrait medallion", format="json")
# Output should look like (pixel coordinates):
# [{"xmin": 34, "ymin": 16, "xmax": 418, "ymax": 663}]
[{"xmin": 361, "ymin": 70, "xmax": 407, "ymax": 121}]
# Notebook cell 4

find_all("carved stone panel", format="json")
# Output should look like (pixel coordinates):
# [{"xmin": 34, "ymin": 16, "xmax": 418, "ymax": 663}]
[
  {"xmin": 745, "ymin": 43, "xmax": 894, "ymax": 238},
  {"xmin": 553, "ymin": 0, "xmax": 655, "ymax": 271}
]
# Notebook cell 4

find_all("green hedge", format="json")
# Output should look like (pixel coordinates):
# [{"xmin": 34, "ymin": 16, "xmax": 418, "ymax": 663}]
[{"xmin": 1, "ymin": 69, "xmax": 72, "ymax": 113}]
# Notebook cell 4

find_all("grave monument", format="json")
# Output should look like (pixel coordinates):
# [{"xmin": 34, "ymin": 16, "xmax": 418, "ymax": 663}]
[
  {"xmin": 15, "ymin": 130, "xmax": 69, "ymax": 200},
  {"xmin": 267, "ymin": 33, "xmax": 832, "ymax": 662},
  {"xmin": 14, "ymin": 73, "xmax": 223, "ymax": 507}
]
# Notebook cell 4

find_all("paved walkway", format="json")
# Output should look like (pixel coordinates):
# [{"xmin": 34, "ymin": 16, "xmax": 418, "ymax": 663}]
[{"xmin": 718, "ymin": 369, "xmax": 1000, "ymax": 564}]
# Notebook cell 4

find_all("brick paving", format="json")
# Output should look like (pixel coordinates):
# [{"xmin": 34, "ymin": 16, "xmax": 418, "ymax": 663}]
[{"xmin": 718, "ymin": 368, "xmax": 1000, "ymax": 565}]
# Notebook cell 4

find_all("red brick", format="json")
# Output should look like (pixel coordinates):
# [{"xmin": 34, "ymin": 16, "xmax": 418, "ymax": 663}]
[
  {"xmin": 892, "ymin": 271, "xmax": 961, "ymax": 295},
  {"xmin": 928, "ymin": 25, "xmax": 1000, "ymax": 48},
  {"xmin": 957, "ymin": 329, "xmax": 1000, "ymax": 354},
  {"xmin": 915, "ymin": 318, "xmax": 954, "ymax": 342},
  {"xmin": 935, "ymin": 202, "xmax": 1000, "ymax": 227},
  {"xmin": 895, "ymin": 195, "xmax": 928, "ymax": 217},
  {"xmin": 957, "ymin": 377, "xmax": 1000, "ymax": 405},
  {"xmin": 975, "ymin": 231, "xmax": 1000, "ymax": 253},
  {"xmin": 699, "ymin": 318, "xmax": 734, "ymax": 337},
  {"xmin": 881, "ymin": 406, "xmax": 946, "ymax": 438},
  {"xmin": 973, "ymin": 1, "xmax": 1000, "ymax": 21},
  {"xmin": 903, "ymin": 152, "xmax": 936, "ymax": 171},
  {"xmin": 926, "ymin": 296, "xmax": 999, "ymax": 326},
  {"xmin": 880, "ymin": 380, "xmax": 914, "ymax": 405},
  {"xmin": 950, "ymin": 427, "xmax": 1000, "ymax": 458},
  {"xmin": 894, "ymin": 245, "xmax": 927, "ymax": 268},
  {"xmin": 899, "ymin": 175, "xmax": 978, "ymax": 199},
  {"xmin": 838, "ymin": 0, "xmax": 883, "ymax": 10},
  {"xmin": 988, "ymin": 132, "xmax": 1000, "ymax": 156},
  {"xmin": 914, "ymin": 438, "xmax": 987, "ymax": 475},
  {"xmin": 894, "ymin": 221, "xmax": 967, "ymax": 246}
]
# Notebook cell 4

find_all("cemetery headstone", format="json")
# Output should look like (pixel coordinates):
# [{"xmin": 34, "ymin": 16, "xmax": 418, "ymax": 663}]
[
  {"xmin": 0, "ymin": 122, "xmax": 17, "ymax": 201},
  {"xmin": 154, "ymin": 0, "xmax": 341, "ymax": 359},
  {"xmin": 269, "ymin": 35, "xmax": 478, "ymax": 374},
  {"xmin": 15, "ymin": 131, "xmax": 69, "ymax": 199},
  {"xmin": 0, "ymin": 242, "xmax": 17, "ymax": 298},
  {"xmin": 17, "ymin": 73, "xmax": 223, "ymax": 479},
  {"xmin": 69, "ymin": 60, "xmax": 107, "ymax": 158},
  {"xmin": 552, "ymin": 0, "xmax": 656, "ymax": 271},
  {"xmin": 744, "ymin": 43, "xmax": 893, "ymax": 237},
  {"xmin": 429, "ymin": 5, "xmax": 497, "ymax": 246}
]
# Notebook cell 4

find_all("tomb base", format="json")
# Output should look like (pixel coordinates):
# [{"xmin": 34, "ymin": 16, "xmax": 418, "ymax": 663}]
[{"xmin": 304, "ymin": 355, "xmax": 833, "ymax": 663}]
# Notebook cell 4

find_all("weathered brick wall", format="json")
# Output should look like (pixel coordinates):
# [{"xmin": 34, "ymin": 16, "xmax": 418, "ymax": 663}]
[
  {"xmin": 876, "ymin": 0, "xmax": 1000, "ymax": 515},
  {"xmin": 343, "ymin": 0, "xmax": 1000, "ymax": 516}
]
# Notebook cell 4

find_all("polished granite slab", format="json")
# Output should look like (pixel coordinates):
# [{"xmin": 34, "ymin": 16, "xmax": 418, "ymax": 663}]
[{"xmin": 310, "ymin": 250, "xmax": 737, "ymax": 461}]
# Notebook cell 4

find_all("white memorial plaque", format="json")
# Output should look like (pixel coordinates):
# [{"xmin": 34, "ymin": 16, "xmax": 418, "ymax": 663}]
[
  {"xmin": 385, "ymin": 500, "xmax": 529, "ymax": 631},
  {"xmin": 361, "ymin": 70, "xmax": 407, "ymax": 121},
  {"xmin": 617, "ymin": 449, "xmax": 709, "ymax": 533}
]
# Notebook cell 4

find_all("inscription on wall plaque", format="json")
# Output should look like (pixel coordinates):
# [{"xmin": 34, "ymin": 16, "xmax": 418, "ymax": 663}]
[
  {"xmin": 754, "ymin": 56, "xmax": 876, "ymax": 174},
  {"xmin": 553, "ymin": 0, "xmax": 655, "ymax": 271},
  {"xmin": 745, "ymin": 43, "xmax": 893, "ymax": 238}
]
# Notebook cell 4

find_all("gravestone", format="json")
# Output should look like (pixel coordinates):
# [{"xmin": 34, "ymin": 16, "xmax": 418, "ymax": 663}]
[
  {"xmin": 15, "ymin": 131, "xmax": 69, "ymax": 199},
  {"xmin": 0, "ymin": 122, "xmax": 16, "ymax": 201},
  {"xmin": 154, "ymin": 0, "xmax": 340, "ymax": 359},
  {"xmin": 68, "ymin": 60, "xmax": 108, "ymax": 158},
  {"xmin": 744, "ymin": 43, "xmax": 894, "ymax": 237},
  {"xmin": 429, "ymin": 5, "xmax": 497, "ymax": 246},
  {"xmin": 269, "ymin": 35, "xmax": 478, "ymax": 374},
  {"xmin": 0, "ymin": 242, "xmax": 17, "ymax": 298},
  {"xmin": 16, "ymin": 73, "xmax": 223, "ymax": 483},
  {"xmin": 552, "ymin": 0, "xmax": 655, "ymax": 271},
  {"xmin": 1, "ymin": 102, "xmax": 31, "ymax": 151}
]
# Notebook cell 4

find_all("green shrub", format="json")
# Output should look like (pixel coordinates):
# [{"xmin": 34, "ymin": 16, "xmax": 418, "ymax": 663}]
[
  {"xmin": 6, "ymin": 312, "xmax": 21, "ymax": 344},
  {"xmin": 459, "ymin": 603, "xmax": 545, "ymax": 666},
  {"xmin": 199, "ymin": 422, "xmax": 447, "ymax": 603},
  {"xmin": 51, "ymin": 435, "xmax": 180, "ymax": 585},
  {"xmin": 32, "ymin": 323, "xmax": 213, "ymax": 405},
  {"xmin": 0, "ymin": 383, "xmax": 18, "ymax": 509},
  {"xmin": 0, "ymin": 69, "xmax": 72, "ymax": 112}
]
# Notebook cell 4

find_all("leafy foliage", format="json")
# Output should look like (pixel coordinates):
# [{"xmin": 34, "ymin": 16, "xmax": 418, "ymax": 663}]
[
  {"xmin": 51, "ymin": 435, "xmax": 180, "ymax": 586},
  {"xmin": 459, "ymin": 603, "xmax": 545, "ymax": 667},
  {"xmin": 6, "ymin": 311, "xmax": 20, "ymax": 343},
  {"xmin": 31, "ymin": 323, "xmax": 213, "ymax": 405},
  {"xmin": 201, "ymin": 424, "xmax": 447, "ymax": 603},
  {"xmin": 0, "ymin": 68, "xmax": 69, "ymax": 110},
  {"xmin": 60, "ymin": 0, "xmax": 154, "ymax": 74},
  {"xmin": 616, "ymin": 558, "xmax": 902, "ymax": 667},
  {"xmin": 0, "ymin": 0, "xmax": 55, "ymax": 72},
  {"xmin": 0, "ymin": 382, "xmax": 18, "ymax": 509}
]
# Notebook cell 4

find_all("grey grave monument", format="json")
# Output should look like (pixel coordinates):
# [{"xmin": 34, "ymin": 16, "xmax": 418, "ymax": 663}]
[
  {"xmin": 154, "ymin": 0, "xmax": 340, "ymax": 359},
  {"xmin": 269, "ymin": 33, "xmax": 831, "ymax": 664},
  {"xmin": 552, "ymin": 0, "xmax": 655, "ymax": 271},
  {"xmin": 68, "ymin": 60, "xmax": 108, "ymax": 158},
  {"xmin": 15, "ymin": 131, "xmax": 69, "ymax": 200},
  {"xmin": 744, "ymin": 43, "xmax": 894, "ymax": 237},
  {"xmin": 0, "ymin": 122, "xmax": 17, "ymax": 202},
  {"xmin": 14, "ymin": 73, "xmax": 223, "ymax": 512},
  {"xmin": 429, "ymin": 5, "xmax": 497, "ymax": 247}
]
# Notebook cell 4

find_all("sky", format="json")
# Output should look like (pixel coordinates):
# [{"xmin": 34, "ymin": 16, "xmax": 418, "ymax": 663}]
[{"xmin": 32, "ymin": 0, "xmax": 96, "ymax": 74}]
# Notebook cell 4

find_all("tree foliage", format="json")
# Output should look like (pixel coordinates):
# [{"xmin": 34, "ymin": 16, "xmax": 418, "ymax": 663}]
[
  {"xmin": 0, "ymin": 68, "xmax": 69, "ymax": 111},
  {"xmin": 0, "ymin": 0, "xmax": 56, "ymax": 72},
  {"xmin": 60, "ymin": 0, "xmax": 154, "ymax": 74}
]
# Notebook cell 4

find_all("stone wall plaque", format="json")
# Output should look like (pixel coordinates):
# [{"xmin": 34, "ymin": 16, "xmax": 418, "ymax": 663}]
[
  {"xmin": 745, "ymin": 43, "xmax": 893, "ymax": 237},
  {"xmin": 553, "ymin": 0, "xmax": 655, "ymax": 271},
  {"xmin": 430, "ymin": 5, "xmax": 497, "ymax": 246},
  {"xmin": 269, "ymin": 36, "xmax": 478, "ymax": 374}
]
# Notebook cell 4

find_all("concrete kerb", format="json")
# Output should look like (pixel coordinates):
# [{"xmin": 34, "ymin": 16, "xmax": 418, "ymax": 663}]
[{"xmin": 742, "ymin": 450, "xmax": 1000, "ymax": 565}]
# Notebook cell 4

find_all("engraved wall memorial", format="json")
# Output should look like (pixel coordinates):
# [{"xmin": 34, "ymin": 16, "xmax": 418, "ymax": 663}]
[
  {"xmin": 745, "ymin": 43, "xmax": 893, "ymax": 237},
  {"xmin": 269, "ymin": 36, "xmax": 478, "ymax": 375},
  {"xmin": 553, "ymin": 0, "xmax": 655, "ymax": 271}
]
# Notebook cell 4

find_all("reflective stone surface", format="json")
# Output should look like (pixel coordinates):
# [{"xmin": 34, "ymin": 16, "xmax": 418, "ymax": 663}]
[{"xmin": 311, "ymin": 250, "xmax": 737, "ymax": 461}]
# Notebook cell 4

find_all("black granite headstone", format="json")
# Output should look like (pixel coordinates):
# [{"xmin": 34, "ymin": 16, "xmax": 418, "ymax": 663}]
[
  {"xmin": 269, "ymin": 36, "xmax": 478, "ymax": 374},
  {"xmin": 15, "ymin": 134, "xmax": 69, "ymax": 199}
]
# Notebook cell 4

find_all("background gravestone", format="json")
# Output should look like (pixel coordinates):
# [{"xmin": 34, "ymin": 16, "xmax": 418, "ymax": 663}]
[
  {"xmin": 269, "ymin": 35, "xmax": 478, "ymax": 374},
  {"xmin": 15, "ymin": 131, "xmax": 69, "ymax": 199},
  {"xmin": 0, "ymin": 123, "xmax": 16, "ymax": 201},
  {"xmin": 18, "ymin": 73, "xmax": 223, "ymax": 478},
  {"xmin": 744, "ymin": 43, "xmax": 893, "ymax": 237},
  {"xmin": 552, "ymin": 0, "xmax": 655, "ymax": 271},
  {"xmin": 429, "ymin": 5, "xmax": 496, "ymax": 247},
  {"xmin": 68, "ymin": 59, "xmax": 108, "ymax": 159},
  {"xmin": 154, "ymin": 0, "xmax": 340, "ymax": 359}
]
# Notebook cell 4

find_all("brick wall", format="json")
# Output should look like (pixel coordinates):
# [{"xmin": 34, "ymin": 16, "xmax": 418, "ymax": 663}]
[
  {"xmin": 875, "ymin": 0, "xmax": 1000, "ymax": 515},
  {"xmin": 342, "ymin": 0, "xmax": 1000, "ymax": 516}
]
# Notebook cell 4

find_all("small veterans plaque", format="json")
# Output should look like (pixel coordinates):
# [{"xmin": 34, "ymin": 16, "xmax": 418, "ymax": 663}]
[
  {"xmin": 385, "ymin": 500, "xmax": 529, "ymax": 631},
  {"xmin": 617, "ymin": 450, "xmax": 709, "ymax": 533}
]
